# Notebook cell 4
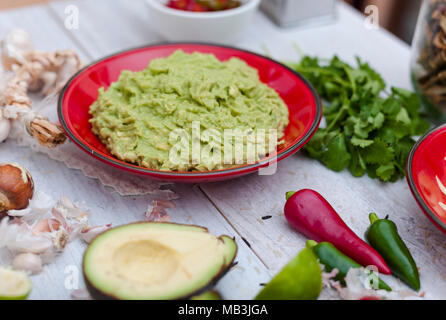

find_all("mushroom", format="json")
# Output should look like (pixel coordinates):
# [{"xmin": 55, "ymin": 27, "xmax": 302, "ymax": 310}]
[
  {"xmin": 0, "ymin": 163, "xmax": 34, "ymax": 213},
  {"xmin": 414, "ymin": 0, "xmax": 446, "ymax": 113}
]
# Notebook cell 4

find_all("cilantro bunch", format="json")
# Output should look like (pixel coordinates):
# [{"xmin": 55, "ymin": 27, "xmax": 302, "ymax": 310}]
[{"xmin": 288, "ymin": 56, "xmax": 430, "ymax": 182}]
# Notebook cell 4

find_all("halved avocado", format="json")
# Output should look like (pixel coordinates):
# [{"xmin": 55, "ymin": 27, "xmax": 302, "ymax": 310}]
[
  {"xmin": 83, "ymin": 222, "xmax": 237, "ymax": 300},
  {"xmin": 0, "ymin": 267, "xmax": 32, "ymax": 300}
]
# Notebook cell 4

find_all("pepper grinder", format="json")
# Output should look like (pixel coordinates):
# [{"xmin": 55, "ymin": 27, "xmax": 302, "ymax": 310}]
[{"xmin": 260, "ymin": 0, "xmax": 337, "ymax": 27}]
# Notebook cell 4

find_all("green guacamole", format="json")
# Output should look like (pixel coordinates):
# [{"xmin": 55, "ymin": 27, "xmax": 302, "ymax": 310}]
[{"xmin": 89, "ymin": 50, "xmax": 289, "ymax": 171}]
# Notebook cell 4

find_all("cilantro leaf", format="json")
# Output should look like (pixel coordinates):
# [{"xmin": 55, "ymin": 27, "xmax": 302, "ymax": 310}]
[
  {"xmin": 321, "ymin": 133, "xmax": 351, "ymax": 171},
  {"xmin": 292, "ymin": 54, "xmax": 431, "ymax": 182},
  {"xmin": 376, "ymin": 163, "xmax": 396, "ymax": 182},
  {"xmin": 347, "ymin": 142, "xmax": 367, "ymax": 177},
  {"xmin": 351, "ymin": 137, "xmax": 374, "ymax": 148},
  {"xmin": 361, "ymin": 139, "xmax": 394, "ymax": 165}
]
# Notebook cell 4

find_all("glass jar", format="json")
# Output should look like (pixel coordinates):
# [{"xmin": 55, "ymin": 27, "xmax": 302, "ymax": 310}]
[{"xmin": 411, "ymin": 0, "xmax": 446, "ymax": 123}]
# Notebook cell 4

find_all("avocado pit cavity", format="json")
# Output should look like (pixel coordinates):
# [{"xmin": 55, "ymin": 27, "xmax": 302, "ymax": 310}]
[{"xmin": 113, "ymin": 240, "xmax": 179, "ymax": 285}]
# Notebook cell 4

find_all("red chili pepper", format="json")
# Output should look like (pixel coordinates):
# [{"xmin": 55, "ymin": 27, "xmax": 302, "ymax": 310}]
[{"xmin": 284, "ymin": 189, "xmax": 391, "ymax": 275}]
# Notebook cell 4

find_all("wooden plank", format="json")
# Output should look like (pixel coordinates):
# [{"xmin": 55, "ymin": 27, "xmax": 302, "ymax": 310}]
[
  {"xmin": 47, "ymin": 0, "xmax": 283, "ymax": 58},
  {"xmin": 0, "ymin": 3, "xmax": 270, "ymax": 299},
  {"xmin": 45, "ymin": 0, "xmax": 446, "ymax": 298},
  {"xmin": 0, "ymin": 0, "xmax": 50, "ymax": 11},
  {"xmin": 0, "ymin": 4, "xmax": 88, "ymax": 59},
  {"xmin": 48, "ymin": 0, "xmax": 164, "ymax": 59},
  {"xmin": 0, "ymin": 142, "xmax": 271, "ymax": 299},
  {"xmin": 257, "ymin": 1, "xmax": 412, "ymax": 89}
]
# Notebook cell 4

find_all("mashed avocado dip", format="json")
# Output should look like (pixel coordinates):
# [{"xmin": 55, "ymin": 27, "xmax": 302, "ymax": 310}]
[{"xmin": 89, "ymin": 50, "xmax": 289, "ymax": 171}]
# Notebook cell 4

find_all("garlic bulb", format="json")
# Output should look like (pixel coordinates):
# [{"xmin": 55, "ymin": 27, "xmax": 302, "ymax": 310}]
[{"xmin": 1, "ymin": 28, "xmax": 34, "ymax": 71}]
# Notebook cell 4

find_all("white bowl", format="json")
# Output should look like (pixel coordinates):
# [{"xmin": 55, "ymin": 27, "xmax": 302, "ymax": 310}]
[{"xmin": 146, "ymin": 0, "xmax": 260, "ymax": 44}]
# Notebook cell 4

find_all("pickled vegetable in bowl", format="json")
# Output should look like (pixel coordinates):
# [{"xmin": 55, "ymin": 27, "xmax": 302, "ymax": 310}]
[
  {"xmin": 145, "ymin": 0, "xmax": 260, "ymax": 43},
  {"xmin": 167, "ymin": 0, "xmax": 241, "ymax": 11}
]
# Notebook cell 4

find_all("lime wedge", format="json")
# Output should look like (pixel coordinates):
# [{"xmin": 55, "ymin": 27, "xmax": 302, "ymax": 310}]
[
  {"xmin": 255, "ymin": 247, "xmax": 322, "ymax": 300},
  {"xmin": 0, "ymin": 267, "xmax": 32, "ymax": 300}
]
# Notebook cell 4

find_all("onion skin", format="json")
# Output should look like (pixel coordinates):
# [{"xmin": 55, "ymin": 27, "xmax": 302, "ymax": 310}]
[{"xmin": 0, "ymin": 163, "xmax": 34, "ymax": 213}]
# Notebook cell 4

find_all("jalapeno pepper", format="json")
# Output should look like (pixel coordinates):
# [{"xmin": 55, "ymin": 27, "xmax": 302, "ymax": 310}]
[
  {"xmin": 365, "ymin": 213, "xmax": 420, "ymax": 291},
  {"xmin": 306, "ymin": 240, "xmax": 391, "ymax": 291}
]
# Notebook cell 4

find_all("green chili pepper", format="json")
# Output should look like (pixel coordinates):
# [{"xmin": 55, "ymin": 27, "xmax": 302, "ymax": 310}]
[
  {"xmin": 365, "ymin": 213, "xmax": 420, "ymax": 291},
  {"xmin": 306, "ymin": 240, "xmax": 392, "ymax": 291},
  {"xmin": 255, "ymin": 247, "xmax": 322, "ymax": 300}
]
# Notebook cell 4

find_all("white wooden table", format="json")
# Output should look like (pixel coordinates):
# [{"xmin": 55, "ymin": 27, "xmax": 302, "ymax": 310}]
[{"xmin": 1, "ymin": 0, "xmax": 445, "ymax": 300}]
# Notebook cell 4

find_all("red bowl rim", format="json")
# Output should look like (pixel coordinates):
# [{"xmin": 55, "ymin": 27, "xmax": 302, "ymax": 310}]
[
  {"xmin": 57, "ymin": 42, "xmax": 322, "ymax": 178},
  {"xmin": 406, "ymin": 123, "xmax": 446, "ymax": 234}
]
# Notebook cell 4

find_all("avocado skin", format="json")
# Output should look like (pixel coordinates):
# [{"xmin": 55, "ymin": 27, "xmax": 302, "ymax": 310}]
[
  {"xmin": 82, "ymin": 222, "xmax": 238, "ymax": 300},
  {"xmin": 84, "ymin": 258, "xmax": 236, "ymax": 300}
]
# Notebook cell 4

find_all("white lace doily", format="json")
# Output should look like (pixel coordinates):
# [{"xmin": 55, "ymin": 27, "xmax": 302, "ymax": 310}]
[{"xmin": 10, "ymin": 94, "xmax": 177, "ymax": 198}]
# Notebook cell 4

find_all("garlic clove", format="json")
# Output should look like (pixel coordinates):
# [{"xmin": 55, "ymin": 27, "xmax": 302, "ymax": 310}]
[
  {"xmin": 12, "ymin": 252, "xmax": 42, "ymax": 275},
  {"xmin": 81, "ymin": 224, "xmax": 111, "ymax": 244},
  {"xmin": 32, "ymin": 218, "xmax": 61, "ymax": 235},
  {"xmin": 0, "ymin": 163, "xmax": 34, "ymax": 213},
  {"xmin": 52, "ymin": 230, "xmax": 69, "ymax": 252}
]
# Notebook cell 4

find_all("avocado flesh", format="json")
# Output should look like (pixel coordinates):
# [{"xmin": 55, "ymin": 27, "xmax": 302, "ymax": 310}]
[{"xmin": 83, "ymin": 222, "xmax": 237, "ymax": 300}]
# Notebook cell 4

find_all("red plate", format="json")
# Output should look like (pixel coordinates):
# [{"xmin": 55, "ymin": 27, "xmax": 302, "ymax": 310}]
[
  {"xmin": 407, "ymin": 124, "xmax": 446, "ymax": 233},
  {"xmin": 58, "ymin": 43, "xmax": 322, "ymax": 182}
]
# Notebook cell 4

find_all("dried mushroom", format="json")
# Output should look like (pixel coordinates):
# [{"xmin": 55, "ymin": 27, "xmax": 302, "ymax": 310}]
[{"xmin": 413, "ymin": 0, "xmax": 446, "ymax": 114}]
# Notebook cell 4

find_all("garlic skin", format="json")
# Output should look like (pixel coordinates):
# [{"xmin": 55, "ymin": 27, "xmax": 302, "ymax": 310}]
[
  {"xmin": 0, "ymin": 29, "xmax": 81, "ymax": 148},
  {"xmin": 145, "ymin": 200, "xmax": 175, "ymax": 222},
  {"xmin": 0, "ymin": 116, "xmax": 10, "ymax": 143},
  {"xmin": 12, "ymin": 252, "xmax": 42, "ymax": 275},
  {"xmin": 81, "ymin": 224, "xmax": 111, "ymax": 244},
  {"xmin": 0, "ymin": 163, "xmax": 34, "ymax": 213},
  {"xmin": 71, "ymin": 289, "xmax": 91, "ymax": 300},
  {"xmin": 52, "ymin": 230, "xmax": 69, "ymax": 252},
  {"xmin": 0, "ymin": 28, "xmax": 34, "ymax": 71},
  {"xmin": 8, "ymin": 190, "xmax": 56, "ymax": 223},
  {"xmin": 32, "ymin": 218, "xmax": 61, "ymax": 235},
  {"xmin": 0, "ymin": 191, "xmax": 95, "ymax": 276}
]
